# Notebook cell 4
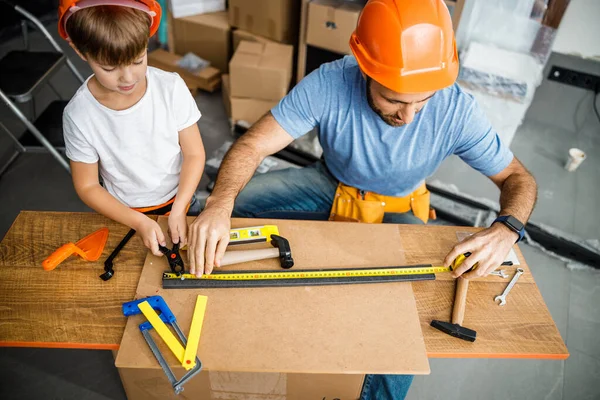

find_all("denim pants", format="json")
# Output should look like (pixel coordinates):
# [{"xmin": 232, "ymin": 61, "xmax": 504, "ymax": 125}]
[{"xmin": 229, "ymin": 162, "xmax": 419, "ymax": 400}]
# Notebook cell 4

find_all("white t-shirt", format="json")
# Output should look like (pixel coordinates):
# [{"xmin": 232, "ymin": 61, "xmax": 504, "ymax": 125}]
[{"xmin": 63, "ymin": 67, "xmax": 201, "ymax": 208}]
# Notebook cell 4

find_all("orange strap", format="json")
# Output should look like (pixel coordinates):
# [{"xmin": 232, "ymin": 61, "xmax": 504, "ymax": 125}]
[{"xmin": 132, "ymin": 196, "xmax": 191, "ymax": 216}]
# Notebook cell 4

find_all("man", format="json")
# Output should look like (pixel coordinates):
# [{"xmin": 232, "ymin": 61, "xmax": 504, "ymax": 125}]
[{"xmin": 188, "ymin": 0, "xmax": 537, "ymax": 398}]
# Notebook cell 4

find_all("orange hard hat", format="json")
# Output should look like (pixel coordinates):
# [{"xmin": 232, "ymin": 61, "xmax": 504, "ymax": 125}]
[
  {"xmin": 350, "ymin": 0, "xmax": 459, "ymax": 93},
  {"xmin": 58, "ymin": 0, "xmax": 162, "ymax": 40}
]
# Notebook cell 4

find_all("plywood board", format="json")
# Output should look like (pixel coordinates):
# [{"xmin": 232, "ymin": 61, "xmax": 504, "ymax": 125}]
[{"xmin": 116, "ymin": 218, "xmax": 430, "ymax": 374}]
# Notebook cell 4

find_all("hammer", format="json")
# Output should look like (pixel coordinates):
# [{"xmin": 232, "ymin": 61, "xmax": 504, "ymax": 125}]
[
  {"xmin": 219, "ymin": 234, "xmax": 294, "ymax": 269},
  {"xmin": 430, "ymin": 277, "xmax": 477, "ymax": 342}
]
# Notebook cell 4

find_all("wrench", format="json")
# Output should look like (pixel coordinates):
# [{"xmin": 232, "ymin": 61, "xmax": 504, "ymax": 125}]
[
  {"xmin": 494, "ymin": 268, "xmax": 524, "ymax": 306},
  {"xmin": 489, "ymin": 270, "xmax": 508, "ymax": 278}
]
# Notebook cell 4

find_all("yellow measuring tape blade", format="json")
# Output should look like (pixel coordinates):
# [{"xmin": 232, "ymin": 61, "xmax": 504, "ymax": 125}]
[
  {"xmin": 137, "ymin": 301, "xmax": 194, "ymax": 370},
  {"xmin": 164, "ymin": 265, "xmax": 453, "ymax": 282},
  {"xmin": 182, "ymin": 295, "xmax": 207, "ymax": 369}
]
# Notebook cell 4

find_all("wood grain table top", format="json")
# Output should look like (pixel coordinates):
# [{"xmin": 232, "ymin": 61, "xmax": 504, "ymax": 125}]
[{"xmin": 0, "ymin": 212, "xmax": 568, "ymax": 359}]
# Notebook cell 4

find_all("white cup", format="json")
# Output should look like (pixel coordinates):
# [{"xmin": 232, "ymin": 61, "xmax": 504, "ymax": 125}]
[{"xmin": 564, "ymin": 148, "xmax": 586, "ymax": 172}]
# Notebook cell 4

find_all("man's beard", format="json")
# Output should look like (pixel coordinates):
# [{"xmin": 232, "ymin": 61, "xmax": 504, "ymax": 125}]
[{"xmin": 366, "ymin": 78, "xmax": 405, "ymax": 127}]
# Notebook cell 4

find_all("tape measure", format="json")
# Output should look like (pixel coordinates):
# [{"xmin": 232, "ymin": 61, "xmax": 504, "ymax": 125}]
[
  {"xmin": 162, "ymin": 263, "xmax": 459, "ymax": 289},
  {"xmin": 162, "ymin": 253, "xmax": 470, "ymax": 289}
]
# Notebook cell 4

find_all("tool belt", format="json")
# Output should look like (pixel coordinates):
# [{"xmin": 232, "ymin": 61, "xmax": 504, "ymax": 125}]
[{"xmin": 329, "ymin": 182, "xmax": 431, "ymax": 224}]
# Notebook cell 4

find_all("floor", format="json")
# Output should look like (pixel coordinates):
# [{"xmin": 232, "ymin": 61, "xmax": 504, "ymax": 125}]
[{"xmin": 0, "ymin": 23, "xmax": 599, "ymax": 400}]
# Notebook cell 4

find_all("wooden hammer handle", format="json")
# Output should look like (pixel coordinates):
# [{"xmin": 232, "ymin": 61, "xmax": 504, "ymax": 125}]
[
  {"xmin": 219, "ymin": 248, "xmax": 280, "ymax": 267},
  {"xmin": 452, "ymin": 277, "xmax": 469, "ymax": 325}
]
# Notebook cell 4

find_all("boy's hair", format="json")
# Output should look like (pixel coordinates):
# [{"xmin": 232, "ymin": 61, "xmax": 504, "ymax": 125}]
[{"xmin": 66, "ymin": 5, "xmax": 150, "ymax": 66}]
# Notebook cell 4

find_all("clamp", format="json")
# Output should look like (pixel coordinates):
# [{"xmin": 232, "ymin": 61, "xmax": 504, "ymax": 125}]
[
  {"xmin": 122, "ymin": 296, "xmax": 202, "ymax": 394},
  {"xmin": 159, "ymin": 243, "xmax": 185, "ymax": 275}
]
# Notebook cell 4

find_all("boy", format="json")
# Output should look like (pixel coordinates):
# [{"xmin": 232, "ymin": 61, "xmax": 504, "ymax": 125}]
[{"xmin": 58, "ymin": 0, "xmax": 205, "ymax": 256}]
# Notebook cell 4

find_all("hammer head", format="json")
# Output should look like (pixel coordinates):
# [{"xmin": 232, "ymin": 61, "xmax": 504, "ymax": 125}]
[
  {"xmin": 269, "ymin": 234, "xmax": 294, "ymax": 269},
  {"xmin": 430, "ymin": 320, "xmax": 477, "ymax": 342}
]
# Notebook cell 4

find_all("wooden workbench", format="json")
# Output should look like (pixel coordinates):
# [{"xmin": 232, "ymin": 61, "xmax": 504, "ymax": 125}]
[{"xmin": 0, "ymin": 211, "xmax": 568, "ymax": 359}]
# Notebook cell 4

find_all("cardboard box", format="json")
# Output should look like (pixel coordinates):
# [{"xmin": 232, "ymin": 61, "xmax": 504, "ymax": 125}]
[
  {"xmin": 117, "ymin": 368, "xmax": 364, "ymax": 400},
  {"xmin": 228, "ymin": 0, "xmax": 300, "ymax": 44},
  {"xmin": 222, "ymin": 74, "xmax": 278, "ymax": 125},
  {"xmin": 229, "ymin": 41, "xmax": 293, "ymax": 101},
  {"xmin": 173, "ymin": 11, "xmax": 231, "ymax": 73},
  {"xmin": 147, "ymin": 49, "xmax": 221, "ymax": 92},
  {"xmin": 221, "ymin": 73, "xmax": 232, "ymax": 119},
  {"xmin": 306, "ymin": 0, "xmax": 363, "ymax": 54},
  {"xmin": 168, "ymin": 0, "xmax": 225, "ymax": 19},
  {"xmin": 232, "ymin": 28, "xmax": 277, "ymax": 53}
]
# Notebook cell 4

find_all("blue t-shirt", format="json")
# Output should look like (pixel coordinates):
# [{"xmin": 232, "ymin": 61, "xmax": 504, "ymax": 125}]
[{"xmin": 271, "ymin": 56, "xmax": 513, "ymax": 197}]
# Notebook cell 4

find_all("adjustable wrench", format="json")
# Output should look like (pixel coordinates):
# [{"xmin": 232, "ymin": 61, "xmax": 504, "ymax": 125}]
[{"xmin": 494, "ymin": 268, "xmax": 524, "ymax": 306}]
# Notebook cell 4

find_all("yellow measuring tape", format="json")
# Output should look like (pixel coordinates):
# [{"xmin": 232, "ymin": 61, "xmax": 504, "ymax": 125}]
[
  {"xmin": 163, "ymin": 254, "xmax": 467, "ymax": 283},
  {"xmin": 164, "ymin": 265, "xmax": 451, "ymax": 281}
]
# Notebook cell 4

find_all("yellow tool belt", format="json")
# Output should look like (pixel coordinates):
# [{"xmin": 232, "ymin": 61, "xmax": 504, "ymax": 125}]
[{"xmin": 329, "ymin": 182, "xmax": 430, "ymax": 224}]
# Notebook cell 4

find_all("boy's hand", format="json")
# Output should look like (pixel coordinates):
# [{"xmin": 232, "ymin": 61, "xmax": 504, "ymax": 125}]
[
  {"xmin": 134, "ymin": 216, "xmax": 167, "ymax": 257},
  {"xmin": 168, "ymin": 210, "xmax": 188, "ymax": 246}
]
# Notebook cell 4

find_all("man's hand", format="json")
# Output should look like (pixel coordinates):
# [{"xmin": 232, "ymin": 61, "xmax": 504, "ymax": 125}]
[
  {"xmin": 134, "ymin": 215, "xmax": 167, "ymax": 257},
  {"xmin": 168, "ymin": 210, "xmax": 188, "ymax": 246},
  {"xmin": 444, "ymin": 223, "xmax": 518, "ymax": 279},
  {"xmin": 187, "ymin": 204, "xmax": 231, "ymax": 277}
]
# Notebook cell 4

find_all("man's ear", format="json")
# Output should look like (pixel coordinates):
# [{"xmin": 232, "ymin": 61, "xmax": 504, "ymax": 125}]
[{"xmin": 69, "ymin": 42, "xmax": 87, "ymax": 62}]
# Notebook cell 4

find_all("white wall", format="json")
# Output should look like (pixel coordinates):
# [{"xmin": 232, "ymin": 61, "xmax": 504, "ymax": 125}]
[{"xmin": 552, "ymin": 0, "xmax": 600, "ymax": 60}]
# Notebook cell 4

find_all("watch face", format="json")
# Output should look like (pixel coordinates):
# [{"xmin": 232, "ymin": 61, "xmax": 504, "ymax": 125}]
[{"xmin": 506, "ymin": 215, "xmax": 524, "ymax": 231}]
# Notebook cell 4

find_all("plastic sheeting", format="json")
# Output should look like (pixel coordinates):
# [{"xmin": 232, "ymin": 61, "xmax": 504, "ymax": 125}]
[{"xmin": 454, "ymin": 0, "xmax": 556, "ymax": 146}]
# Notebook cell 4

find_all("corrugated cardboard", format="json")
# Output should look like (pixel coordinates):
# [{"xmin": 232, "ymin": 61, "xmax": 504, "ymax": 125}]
[
  {"xmin": 306, "ymin": 0, "xmax": 363, "ymax": 55},
  {"xmin": 229, "ymin": 41, "xmax": 293, "ymax": 101},
  {"xmin": 223, "ymin": 74, "xmax": 278, "ymax": 125},
  {"xmin": 228, "ymin": 0, "xmax": 300, "ymax": 44},
  {"xmin": 231, "ymin": 96, "xmax": 278, "ymax": 126},
  {"xmin": 147, "ymin": 49, "xmax": 221, "ymax": 92},
  {"xmin": 173, "ymin": 11, "xmax": 231, "ymax": 73},
  {"xmin": 233, "ymin": 28, "xmax": 277, "ymax": 53},
  {"xmin": 116, "ymin": 218, "xmax": 429, "ymax": 375},
  {"xmin": 117, "ymin": 368, "xmax": 364, "ymax": 400},
  {"xmin": 221, "ymin": 74, "xmax": 232, "ymax": 118}
]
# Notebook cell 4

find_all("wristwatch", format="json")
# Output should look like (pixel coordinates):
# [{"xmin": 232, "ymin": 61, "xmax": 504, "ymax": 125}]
[{"xmin": 493, "ymin": 215, "xmax": 525, "ymax": 242}]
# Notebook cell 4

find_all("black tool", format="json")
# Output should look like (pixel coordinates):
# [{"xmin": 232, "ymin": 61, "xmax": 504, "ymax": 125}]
[
  {"xmin": 430, "ymin": 277, "xmax": 477, "ymax": 342},
  {"xmin": 101, "ymin": 228, "xmax": 136, "ymax": 281},
  {"xmin": 159, "ymin": 242, "xmax": 185, "ymax": 275},
  {"xmin": 269, "ymin": 234, "xmax": 294, "ymax": 269}
]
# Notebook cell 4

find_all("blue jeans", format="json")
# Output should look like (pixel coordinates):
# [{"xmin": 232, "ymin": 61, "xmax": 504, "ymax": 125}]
[
  {"xmin": 233, "ymin": 162, "xmax": 424, "ymax": 225},
  {"xmin": 232, "ymin": 162, "xmax": 419, "ymax": 400}
]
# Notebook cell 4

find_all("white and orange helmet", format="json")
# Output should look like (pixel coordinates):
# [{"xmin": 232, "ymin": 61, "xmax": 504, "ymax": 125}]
[{"xmin": 58, "ymin": 0, "xmax": 162, "ymax": 40}]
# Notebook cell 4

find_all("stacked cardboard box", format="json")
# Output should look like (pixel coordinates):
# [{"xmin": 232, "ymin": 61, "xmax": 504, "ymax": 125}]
[
  {"xmin": 224, "ymin": 40, "xmax": 293, "ymax": 125},
  {"xmin": 147, "ymin": 49, "xmax": 221, "ymax": 93},
  {"xmin": 172, "ymin": 11, "xmax": 231, "ymax": 73},
  {"xmin": 228, "ymin": 0, "xmax": 300, "ymax": 44},
  {"xmin": 232, "ymin": 28, "xmax": 277, "ymax": 53},
  {"xmin": 306, "ymin": 0, "xmax": 363, "ymax": 55}
]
